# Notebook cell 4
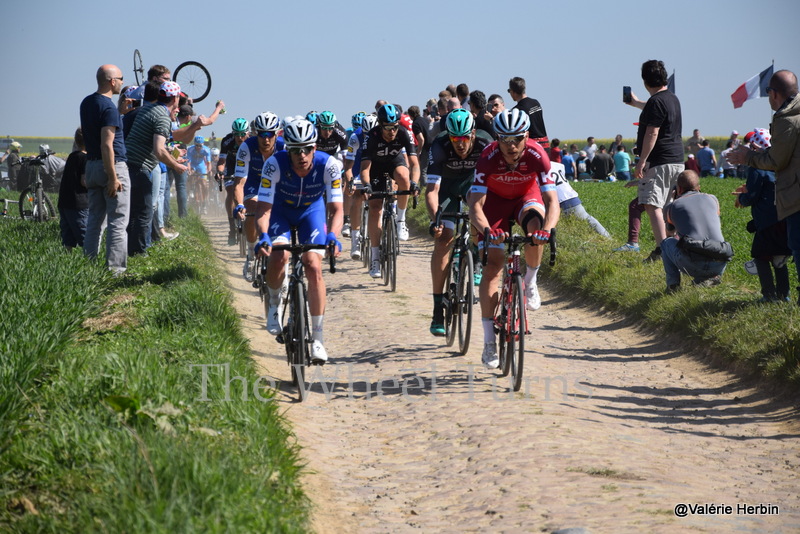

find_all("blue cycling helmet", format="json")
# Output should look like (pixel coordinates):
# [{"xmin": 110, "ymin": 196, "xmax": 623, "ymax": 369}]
[
  {"xmin": 317, "ymin": 111, "xmax": 336, "ymax": 127},
  {"xmin": 305, "ymin": 110, "xmax": 319, "ymax": 125},
  {"xmin": 351, "ymin": 111, "xmax": 366, "ymax": 130},
  {"xmin": 445, "ymin": 109, "xmax": 475, "ymax": 137},
  {"xmin": 194, "ymin": 135, "xmax": 204, "ymax": 145},
  {"xmin": 377, "ymin": 104, "xmax": 399, "ymax": 124}
]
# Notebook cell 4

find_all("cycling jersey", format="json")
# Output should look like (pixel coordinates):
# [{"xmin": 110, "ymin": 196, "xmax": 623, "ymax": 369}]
[
  {"xmin": 235, "ymin": 135, "xmax": 285, "ymax": 199},
  {"xmin": 218, "ymin": 133, "xmax": 239, "ymax": 186},
  {"xmin": 316, "ymin": 123, "xmax": 349, "ymax": 157},
  {"xmin": 400, "ymin": 114, "xmax": 417, "ymax": 145},
  {"xmin": 258, "ymin": 150, "xmax": 343, "ymax": 208},
  {"xmin": 187, "ymin": 144, "xmax": 211, "ymax": 174},
  {"xmin": 344, "ymin": 127, "xmax": 365, "ymax": 177},
  {"xmin": 472, "ymin": 139, "xmax": 554, "ymax": 200},
  {"xmin": 428, "ymin": 129, "xmax": 494, "ymax": 205},
  {"xmin": 362, "ymin": 125, "xmax": 417, "ymax": 164}
]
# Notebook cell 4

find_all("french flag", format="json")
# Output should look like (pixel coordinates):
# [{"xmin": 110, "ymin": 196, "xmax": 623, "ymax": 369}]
[{"xmin": 731, "ymin": 65, "xmax": 774, "ymax": 109}]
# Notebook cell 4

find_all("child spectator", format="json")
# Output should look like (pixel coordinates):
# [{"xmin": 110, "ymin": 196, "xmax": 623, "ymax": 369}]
[
  {"xmin": 734, "ymin": 129, "xmax": 791, "ymax": 302},
  {"xmin": 57, "ymin": 128, "xmax": 88, "ymax": 251}
]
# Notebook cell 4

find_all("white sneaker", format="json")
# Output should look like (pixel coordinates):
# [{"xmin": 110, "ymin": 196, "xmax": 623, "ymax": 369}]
[
  {"xmin": 243, "ymin": 257, "xmax": 253, "ymax": 283},
  {"xmin": 351, "ymin": 233, "xmax": 361, "ymax": 260},
  {"xmin": 369, "ymin": 259, "xmax": 382, "ymax": 278},
  {"xmin": 311, "ymin": 340, "xmax": 329, "ymax": 363},
  {"xmin": 482, "ymin": 342, "xmax": 499, "ymax": 369},
  {"xmin": 342, "ymin": 222, "xmax": 351, "ymax": 238},
  {"xmin": 397, "ymin": 221, "xmax": 409, "ymax": 241},
  {"xmin": 526, "ymin": 282, "xmax": 541, "ymax": 310},
  {"xmin": 266, "ymin": 303, "xmax": 283, "ymax": 335}
]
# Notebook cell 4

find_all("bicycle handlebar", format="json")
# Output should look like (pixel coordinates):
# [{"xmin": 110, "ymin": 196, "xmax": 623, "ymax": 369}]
[
  {"xmin": 480, "ymin": 226, "xmax": 558, "ymax": 267},
  {"xmin": 269, "ymin": 242, "xmax": 337, "ymax": 274}
]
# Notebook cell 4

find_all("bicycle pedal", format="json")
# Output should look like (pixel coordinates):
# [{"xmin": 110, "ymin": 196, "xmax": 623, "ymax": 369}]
[{"xmin": 275, "ymin": 334, "xmax": 285, "ymax": 344}]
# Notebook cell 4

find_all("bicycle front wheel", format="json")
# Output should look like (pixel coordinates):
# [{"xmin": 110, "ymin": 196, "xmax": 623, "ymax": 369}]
[
  {"xmin": 388, "ymin": 221, "xmax": 398, "ymax": 291},
  {"xmin": 238, "ymin": 225, "xmax": 246, "ymax": 258},
  {"xmin": 19, "ymin": 189, "xmax": 55, "ymax": 221},
  {"xmin": 457, "ymin": 250, "xmax": 474, "ymax": 355},
  {"xmin": 174, "ymin": 61, "xmax": 211, "ymax": 103},
  {"xmin": 444, "ymin": 256, "xmax": 456, "ymax": 347},
  {"xmin": 292, "ymin": 282, "xmax": 310, "ymax": 401},
  {"xmin": 508, "ymin": 274, "xmax": 526, "ymax": 392}
]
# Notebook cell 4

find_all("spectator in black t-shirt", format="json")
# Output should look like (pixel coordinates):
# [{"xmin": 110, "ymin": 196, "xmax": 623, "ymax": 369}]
[
  {"xmin": 590, "ymin": 145, "xmax": 615, "ymax": 181},
  {"xmin": 507, "ymin": 76, "xmax": 549, "ymax": 148},
  {"xmin": 57, "ymin": 127, "xmax": 89, "ymax": 251},
  {"xmin": 621, "ymin": 59, "xmax": 684, "ymax": 263}
]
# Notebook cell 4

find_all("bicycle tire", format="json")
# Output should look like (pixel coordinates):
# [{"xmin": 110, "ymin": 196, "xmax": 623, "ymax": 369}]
[
  {"xmin": 174, "ymin": 61, "xmax": 211, "ymax": 103},
  {"xmin": 360, "ymin": 202, "xmax": 369, "ymax": 268},
  {"xmin": 444, "ymin": 255, "xmax": 456, "ymax": 347},
  {"xmin": 386, "ymin": 219, "xmax": 398, "ymax": 291},
  {"xmin": 508, "ymin": 274, "xmax": 526, "ymax": 392},
  {"xmin": 18, "ymin": 189, "xmax": 55, "ymax": 221},
  {"xmin": 381, "ymin": 217, "xmax": 391, "ymax": 287},
  {"xmin": 133, "ymin": 49, "xmax": 144, "ymax": 85},
  {"xmin": 457, "ymin": 251, "xmax": 474, "ymax": 356},
  {"xmin": 292, "ymin": 281, "xmax": 309, "ymax": 401},
  {"xmin": 238, "ymin": 224, "xmax": 246, "ymax": 258}
]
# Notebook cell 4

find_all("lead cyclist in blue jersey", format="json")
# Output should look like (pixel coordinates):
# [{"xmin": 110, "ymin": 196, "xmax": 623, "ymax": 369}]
[
  {"xmin": 255, "ymin": 119, "xmax": 344, "ymax": 363},
  {"xmin": 233, "ymin": 112, "xmax": 284, "ymax": 281}
]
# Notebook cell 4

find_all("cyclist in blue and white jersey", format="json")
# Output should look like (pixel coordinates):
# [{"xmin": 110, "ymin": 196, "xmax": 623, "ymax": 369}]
[
  {"xmin": 254, "ymin": 119, "xmax": 343, "ymax": 363},
  {"xmin": 343, "ymin": 113, "xmax": 378, "ymax": 259},
  {"xmin": 233, "ymin": 112, "xmax": 284, "ymax": 281},
  {"xmin": 217, "ymin": 117, "xmax": 249, "ymax": 244}
]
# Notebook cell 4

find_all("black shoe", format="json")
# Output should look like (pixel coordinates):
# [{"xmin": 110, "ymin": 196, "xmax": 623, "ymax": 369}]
[
  {"xmin": 643, "ymin": 248, "xmax": 662, "ymax": 264},
  {"xmin": 692, "ymin": 275, "xmax": 721, "ymax": 288},
  {"xmin": 666, "ymin": 284, "xmax": 680, "ymax": 294}
]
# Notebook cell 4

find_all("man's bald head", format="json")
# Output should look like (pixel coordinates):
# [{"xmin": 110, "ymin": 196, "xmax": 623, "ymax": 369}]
[
  {"xmin": 96, "ymin": 64, "xmax": 122, "ymax": 94},
  {"xmin": 770, "ymin": 70, "xmax": 798, "ymax": 99},
  {"xmin": 677, "ymin": 170, "xmax": 700, "ymax": 192},
  {"xmin": 446, "ymin": 98, "xmax": 461, "ymax": 112}
]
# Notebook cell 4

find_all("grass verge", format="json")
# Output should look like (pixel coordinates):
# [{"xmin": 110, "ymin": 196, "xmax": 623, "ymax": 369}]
[
  {"xmin": 408, "ymin": 178, "xmax": 800, "ymax": 385},
  {"xmin": 0, "ymin": 214, "xmax": 308, "ymax": 532}
]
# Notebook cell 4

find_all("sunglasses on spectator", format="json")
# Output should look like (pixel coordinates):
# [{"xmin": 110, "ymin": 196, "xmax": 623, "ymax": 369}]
[
  {"xmin": 258, "ymin": 130, "xmax": 277, "ymax": 139},
  {"xmin": 382, "ymin": 124, "xmax": 399, "ymax": 132},
  {"xmin": 498, "ymin": 135, "xmax": 525, "ymax": 145},
  {"xmin": 449, "ymin": 135, "xmax": 471, "ymax": 143},
  {"xmin": 288, "ymin": 146, "xmax": 314, "ymax": 155}
]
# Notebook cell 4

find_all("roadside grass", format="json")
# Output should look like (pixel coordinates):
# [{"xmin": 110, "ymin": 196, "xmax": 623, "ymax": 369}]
[
  {"xmin": 0, "ymin": 213, "xmax": 308, "ymax": 531},
  {"xmin": 408, "ymin": 177, "xmax": 800, "ymax": 385}
]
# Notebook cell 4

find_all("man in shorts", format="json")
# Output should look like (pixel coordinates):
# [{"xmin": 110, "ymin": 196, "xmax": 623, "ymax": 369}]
[
  {"xmin": 625, "ymin": 59, "xmax": 684, "ymax": 263},
  {"xmin": 468, "ymin": 109, "xmax": 560, "ymax": 368}
]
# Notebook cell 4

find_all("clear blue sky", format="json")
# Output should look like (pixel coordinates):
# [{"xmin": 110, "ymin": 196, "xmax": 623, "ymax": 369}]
[{"xmin": 2, "ymin": 0, "xmax": 798, "ymax": 142}]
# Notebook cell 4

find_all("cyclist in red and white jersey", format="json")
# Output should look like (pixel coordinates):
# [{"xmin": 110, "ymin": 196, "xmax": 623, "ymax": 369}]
[{"xmin": 468, "ymin": 109, "xmax": 560, "ymax": 368}]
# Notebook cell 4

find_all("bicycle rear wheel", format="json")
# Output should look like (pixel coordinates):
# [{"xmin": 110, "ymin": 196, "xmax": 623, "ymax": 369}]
[
  {"xmin": 291, "ymin": 282, "xmax": 310, "ymax": 401},
  {"xmin": 133, "ymin": 49, "xmax": 144, "ymax": 85},
  {"xmin": 19, "ymin": 189, "xmax": 55, "ymax": 221},
  {"xmin": 508, "ymin": 274, "xmax": 526, "ymax": 391},
  {"xmin": 174, "ymin": 61, "xmax": 211, "ymax": 103},
  {"xmin": 238, "ymin": 223, "xmax": 246, "ymax": 258},
  {"xmin": 457, "ymin": 251, "xmax": 474, "ymax": 355},
  {"xmin": 387, "ymin": 220, "xmax": 397, "ymax": 291},
  {"xmin": 360, "ymin": 202, "xmax": 369, "ymax": 268}
]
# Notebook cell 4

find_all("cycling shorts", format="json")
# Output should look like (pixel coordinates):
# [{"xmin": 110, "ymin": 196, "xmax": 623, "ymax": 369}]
[
  {"xmin": 224, "ymin": 176, "xmax": 235, "ymax": 188},
  {"xmin": 368, "ymin": 156, "xmax": 407, "ymax": 193},
  {"xmin": 269, "ymin": 197, "xmax": 328, "ymax": 255},
  {"xmin": 478, "ymin": 187, "xmax": 545, "ymax": 250}
]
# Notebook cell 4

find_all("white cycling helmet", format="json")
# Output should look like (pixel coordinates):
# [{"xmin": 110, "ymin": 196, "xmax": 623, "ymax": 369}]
[
  {"xmin": 493, "ymin": 108, "xmax": 530, "ymax": 136},
  {"xmin": 211, "ymin": 147, "xmax": 220, "ymax": 157},
  {"xmin": 361, "ymin": 114, "xmax": 379, "ymax": 132},
  {"xmin": 253, "ymin": 111, "xmax": 281, "ymax": 132},
  {"xmin": 283, "ymin": 119, "xmax": 317, "ymax": 147}
]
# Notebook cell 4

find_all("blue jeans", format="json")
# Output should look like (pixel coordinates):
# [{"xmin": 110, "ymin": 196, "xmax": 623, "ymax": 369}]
[
  {"xmin": 84, "ymin": 160, "xmax": 131, "ymax": 272},
  {"xmin": 59, "ymin": 207, "xmax": 88, "ymax": 248},
  {"xmin": 661, "ymin": 237, "xmax": 727, "ymax": 287},
  {"xmin": 170, "ymin": 168, "xmax": 188, "ymax": 218},
  {"xmin": 127, "ymin": 166, "xmax": 153, "ymax": 255},
  {"xmin": 616, "ymin": 171, "xmax": 631, "ymax": 181}
]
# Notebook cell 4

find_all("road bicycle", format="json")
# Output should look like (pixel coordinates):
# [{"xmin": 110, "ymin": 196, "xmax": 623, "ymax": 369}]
[
  {"xmin": 482, "ymin": 227, "xmax": 557, "ymax": 391},
  {"xmin": 133, "ymin": 49, "xmax": 212, "ymax": 103},
  {"xmin": 234, "ymin": 214, "xmax": 247, "ymax": 257},
  {"xmin": 367, "ymin": 175, "xmax": 418, "ymax": 291},
  {"xmin": 434, "ymin": 198, "xmax": 475, "ymax": 355},
  {"xmin": 18, "ymin": 154, "xmax": 56, "ymax": 222},
  {"xmin": 270, "ymin": 227, "xmax": 336, "ymax": 401},
  {"xmin": 358, "ymin": 197, "xmax": 369, "ymax": 268}
]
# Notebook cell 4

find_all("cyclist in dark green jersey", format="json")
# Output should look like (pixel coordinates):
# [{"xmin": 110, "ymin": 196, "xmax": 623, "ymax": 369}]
[{"xmin": 425, "ymin": 109, "xmax": 493, "ymax": 336}]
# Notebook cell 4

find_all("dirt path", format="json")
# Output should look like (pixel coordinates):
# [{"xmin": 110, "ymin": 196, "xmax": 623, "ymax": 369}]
[{"xmin": 204, "ymin": 216, "xmax": 799, "ymax": 533}]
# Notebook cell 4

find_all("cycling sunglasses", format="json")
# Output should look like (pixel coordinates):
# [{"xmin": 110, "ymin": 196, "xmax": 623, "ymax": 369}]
[
  {"xmin": 288, "ymin": 146, "xmax": 314, "ymax": 155},
  {"xmin": 319, "ymin": 125, "xmax": 334, "ymax": 131},
  {"xmin": 449, "ymin": 135, "xmax": 471, "ymax": 143},
  {"xmin": 234, "ymin": 132, "xmax": 247, "ymax": 138},
  {"xmin": 498, "ymin": 135, "xmax": 525, "ymax": 145},
  {"xmin": 258, "ymin": 130, "xmax": 277, "ymax": 139},
  {"xmin": 382, "ymin": 124, "xmax": 399, "ymax": 132}
]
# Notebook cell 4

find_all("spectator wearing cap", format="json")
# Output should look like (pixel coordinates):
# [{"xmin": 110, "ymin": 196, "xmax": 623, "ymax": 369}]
[
  {"xmin": 1, "ymin": 141, "xmax": 22, "ymax": 189},
  {"xmin": 124, "ymin": 80, "xmax": 187, "ymax": 255},
  {"xmin": 727, "ymin": 69, "xmax": 800, "ymax": 302},
  {"xmin": 80, "ymin": 64, "xmax": 130, "ymax": 274},
  {"xmin": 684, "ymin": 153, "xmax": 700, "ymax": 174},
  {"xmin": 720, "ymin": 140, "xmax": 738, "ymax": 178},
  {"xmin": 734, "ymin": 129, "xmax": 791, "ymax": 302}
]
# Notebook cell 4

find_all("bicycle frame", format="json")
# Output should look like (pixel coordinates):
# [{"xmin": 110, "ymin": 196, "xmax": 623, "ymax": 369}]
[{"xmin": 495, "ymin": 237, "xmax": 530, "ymax": 340}]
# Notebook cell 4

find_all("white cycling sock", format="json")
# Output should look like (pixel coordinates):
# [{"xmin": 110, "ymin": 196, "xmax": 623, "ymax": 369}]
[
  {"xmin": 311, "ymin": 315, "xmax": 323, "ymax": 343},
  {"xmin": 371, "ymin": 247, "xmax": 380, "ymax": 262},
  {"xmin": 268, "ymin": 286, "xmax": 281, "ymax": 306},
  {"xmin": 525, "ymin": 265, "xmax": 539, "ymax": 287},
  {"xmin": 482, "ymin": 318, "xmax": 495, "ymax": 343},
  {"xmin": 396, "ymin": 207, "xmax": 406, "ymax": 222}
]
